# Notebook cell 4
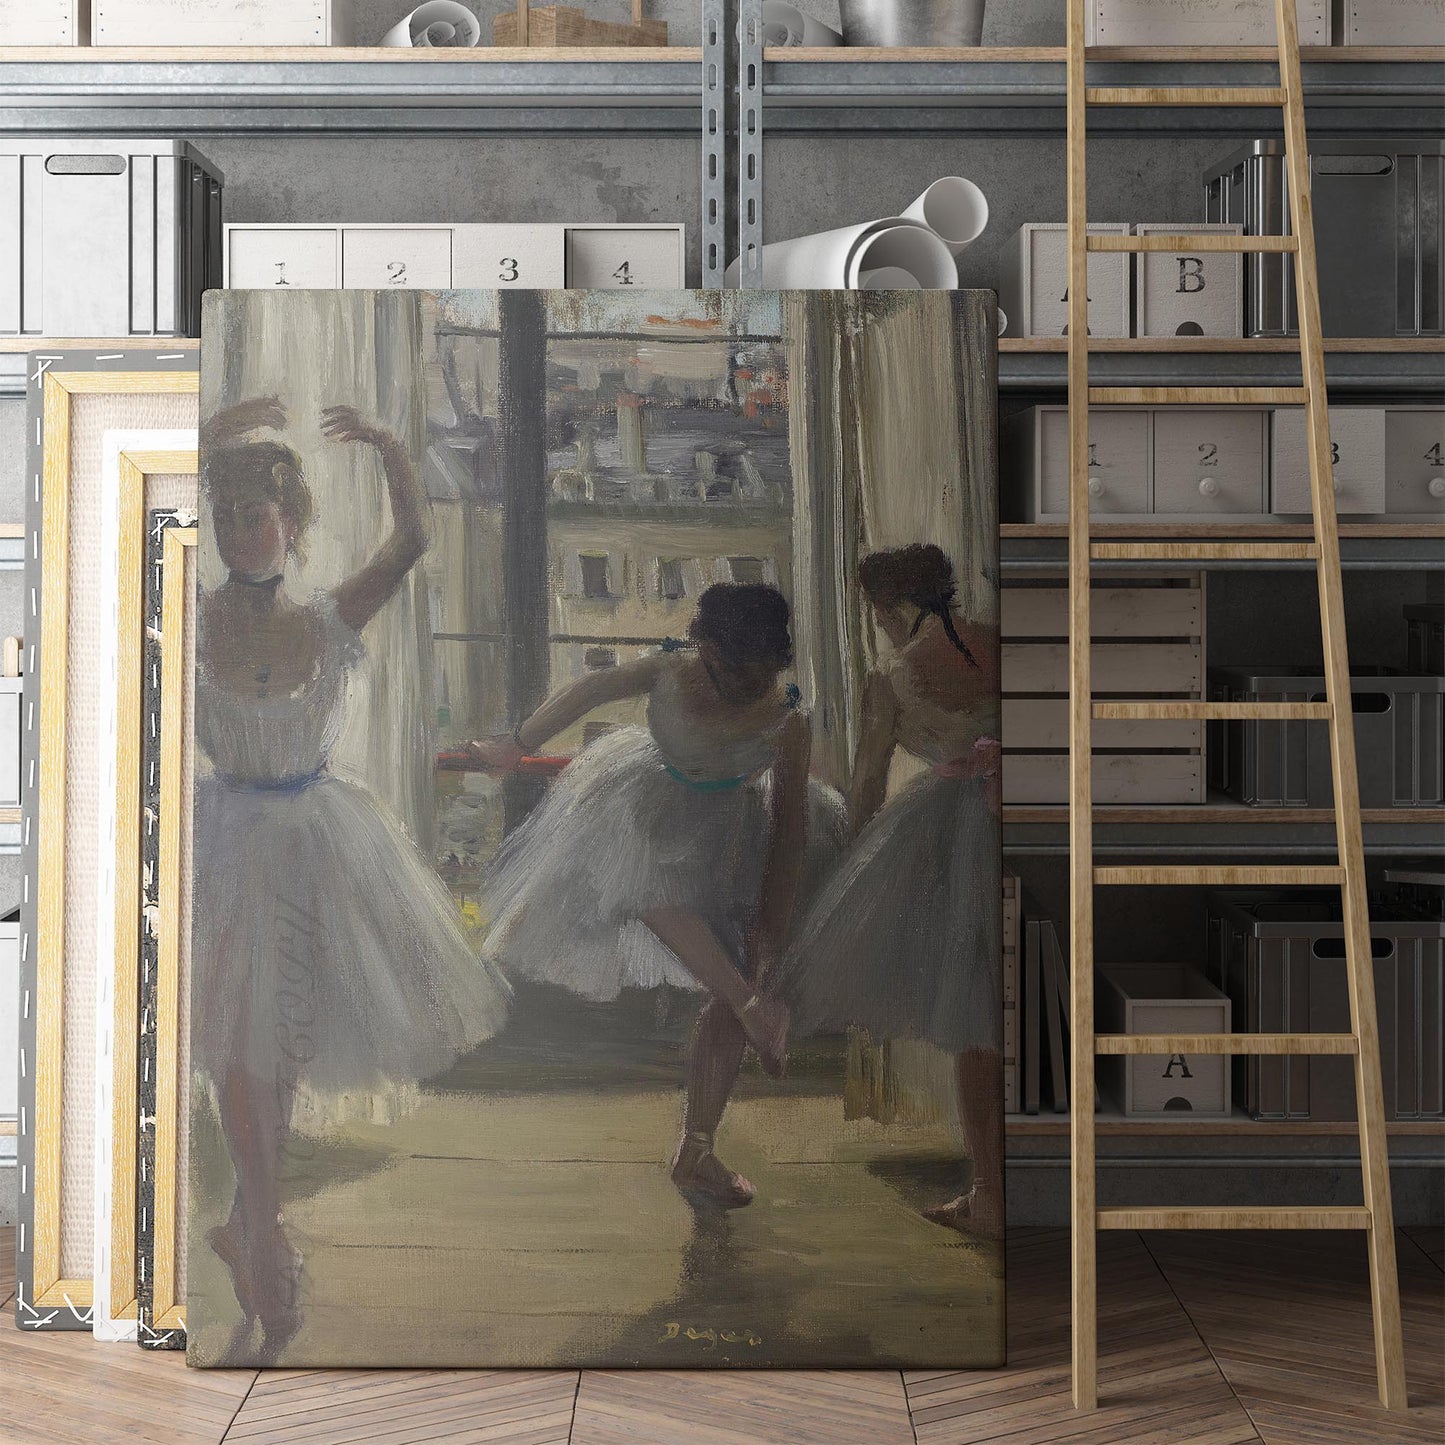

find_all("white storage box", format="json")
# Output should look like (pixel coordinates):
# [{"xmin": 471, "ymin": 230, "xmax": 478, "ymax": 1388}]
[
  {"xmin": 1098, "ymin": 965, "xmax": 1232, "ymax": 1119},
  {"xmin": 0, "ymin": 673, "xmax": 20, "ymax": 810},
  {"xmin": 565, "ymin": 224, "xmax": 686, "ymax": 289},
  {"xmin": 1332, "ymin": 0, "xmax": 1444, "ymax": 44},
  {"xmin": 224, "ymin": 223, "xmax": 683, "ymax": 291},
  {"xmin": 0, "ymin": 0, "xmax": 86, "ymax": 43},
  {"xmin": 1385, "ymin": 407, "xmax": 1445, "ymax": 515},
  {"xmin": 1003, "ymin": 406, "xmax": 1150, "ymax": 521},
  {"xmin": 997, "ymin": 223, "xmax": 1131, "ymax": 339},
  {"xmin": 1271, "ymin": 406, "xmax": 1387, "ymax": 515},
  {"xmin": 1134, "ymin": 223, "xmax": 1243, "ymax": 339},
  {"xmin": 1152, "ymin": 407, "xmax": 1268, "ymax": 517},
  {"xmin": 1, "ymin": 139, "xmax": 223, "ymax": 338},
  {"xmin": 93, "ymin": 0, "xmax": 351, "ymax": 44},
  {"xmin": 1088, "ymin": 0, "xmax": 1329, "ymax": 45}
]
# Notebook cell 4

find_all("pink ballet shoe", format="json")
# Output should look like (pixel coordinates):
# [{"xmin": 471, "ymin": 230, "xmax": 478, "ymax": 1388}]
[
  {"xmin": 208, "ymin": 1216, "xmax": 260, "ymax": 1322},
  {"xmin": 671, "ymin": 1132, "xmax": 756, "ymax": 1209},
  {"xmin": 922, "ymin": 1187, "xmax": 1005, "ymax": 1242},
  {"xmin": 254, "ymin": 1224, "xmax": 305, "ymax": 1364},
  {"xmin": 739, "ymin": 993, "xmax": 789, "ymax": 1079}
]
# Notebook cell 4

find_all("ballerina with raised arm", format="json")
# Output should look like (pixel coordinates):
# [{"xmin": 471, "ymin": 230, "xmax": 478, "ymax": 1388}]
[
  {"xmin": 195, "ymin": 398, "xmax": 511, "ymax": 1361},
  {"xmin": 471, "ymin": 583, "xmax": 843, "ymax": 1208},
  {"xmin": 774, "ymin": 544, "xmax": 1005, "ymax": 1241}
]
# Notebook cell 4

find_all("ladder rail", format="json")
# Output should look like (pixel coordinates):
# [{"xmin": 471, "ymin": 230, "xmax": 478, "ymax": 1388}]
[
  {"xmin": 1065, "ymin": 0, "xmax": 1097, "ymax": 1412},
  {"xmin": 1273, "ymin": 0, "xmax": 1407, "ymax": 1408}
]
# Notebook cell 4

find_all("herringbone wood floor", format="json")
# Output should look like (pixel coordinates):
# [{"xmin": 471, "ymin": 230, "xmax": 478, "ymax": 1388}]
[{"xmin": 3, "ymin": 1225, "xmax": 1440, "ymax": 1444}]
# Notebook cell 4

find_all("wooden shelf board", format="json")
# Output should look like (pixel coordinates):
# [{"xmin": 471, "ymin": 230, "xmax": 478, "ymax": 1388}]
[
  {"xmin": 1007, "ymin": 1112, "xmax": 1445, "ymax": 1137},
  {"xmin": 769, "ymin": 45, "xmax": 1445, "ymax": 62},
  {"xmin": 0, "ymin": 337, "xmax": 197, "ymax": 353},
  {"xmin": 999, "ymin": 337, "xmax": 1445, "ymax": 353},
  {"xmin": 1003, "ymin": 804, "xmax": 1445, "ymax": 826},
  {"xmin": 1001, "ymin": 522, "xmax": 1445, "ymax": 538},
  {"xmin": 0, "ymin": 45, "xmax": 701, "ymax": 61}
]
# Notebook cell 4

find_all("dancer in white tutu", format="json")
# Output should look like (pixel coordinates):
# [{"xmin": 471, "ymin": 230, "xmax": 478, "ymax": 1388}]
[
  {"xmin": 470, "ymin": 583, "xmax": 843, "ymax": 1208},
  {"xmin": 195, "ymin": 397, "xmax": 511, "ymax": 1358},
  {"xmin": 774, "ymin": 544, "xmax": 1005, "ymax": 1240}
]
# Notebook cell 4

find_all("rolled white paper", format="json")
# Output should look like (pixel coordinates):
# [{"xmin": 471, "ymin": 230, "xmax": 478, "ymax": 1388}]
[
  {"xmin": 858, "ymin": 266, "xmax": 923, "ymax": 290},
  {"xmin": 997, "ymin": 307, "xmax": 1008, "ymax": 335},
  {"xmin": 902, "ymin": 176, "xmax": 989, "ymax": 255},
  {"xmin": 382, "ymin": 1, "xmax": 481, "ymax": 47},
  {"xmin": 761, "ymin": 2, "xmax": 844, "ymax": 46},
  {"xmin": 725, "ymin": 217, "xmax": 956, "ymax": 290}
]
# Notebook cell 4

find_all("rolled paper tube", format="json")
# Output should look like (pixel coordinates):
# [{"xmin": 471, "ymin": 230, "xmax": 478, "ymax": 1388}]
[
  {"xmin": 844, "ymin": 223, "xmax": 957, "ymax": 289},
  {"xmin": 997, "ymin": 306, "xmax": 1009, "ymax": 335},
  {"xmin": 857, "ymin": 266, "xmax": 923, "ymax": 290},
  {"xmin": 761, "ymin": 2, "xmax": 844, "ymax": 45},
  {"xmin": 382, "ymin": 0, "xmax": 482, "ymax": 47},
  {"xmin": 902, "ymin": 176, "xmax": 990, "ymax": 255}
]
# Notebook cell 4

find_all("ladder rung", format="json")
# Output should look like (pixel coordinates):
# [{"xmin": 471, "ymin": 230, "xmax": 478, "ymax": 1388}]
[
  {"xmin": 1086, "ymin": 86, "xmax": 1287, "ymax": 107},
  {"xmin": 1094, "ymin": 866, "xmax": 1345, "ymax": 886},
  {"xmin": 1088, "ymin": 387, "xmax": 1309, "ymax": 405},
  {"xmin": 1087, "ymin": 234, "xmax": 1297, "ymax": 253},
  {"xmin": 1090, "ymin": 542, "xmax": 1321, "ymax": 562},
  {"xmin": 1097, "ymin": 1207, "xmax": 1370, "ymax": 1232},
  {"xmin": 1095, "ymin": 1033, "xmax": 1358, "ymax": 1057},
  {"xmin": 1093, "ymin": 701, "xmax": 1331, "ymax": 721}
]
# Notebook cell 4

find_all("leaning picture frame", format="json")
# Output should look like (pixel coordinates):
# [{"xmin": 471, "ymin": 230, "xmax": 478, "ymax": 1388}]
[
  {"xmin": 15, "ymin": 351, "xmax": 199, "ymax": 1331},
  {"xmin": 92, "ymin": 440, "xmax": 199, "ymax": 1343}
]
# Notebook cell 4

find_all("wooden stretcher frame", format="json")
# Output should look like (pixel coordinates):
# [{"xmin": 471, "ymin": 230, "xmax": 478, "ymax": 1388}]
[
  {"xmin": 141, "ymin": 519, "xmax": 198, "ymax": 1344},
  {"xmin": 93, "ymin": 440, "xmax": 199, "ymax": 1341},
  {"xmin": 15, "ymin": 352, "xmax": 199, "ymax": 1331}
]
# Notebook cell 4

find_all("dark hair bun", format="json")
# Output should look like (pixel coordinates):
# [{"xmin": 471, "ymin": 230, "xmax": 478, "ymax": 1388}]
[
  {"xmin": 859, "ymin": 543, "xmax": 956, "ymax": 613},
  {"xmin": 204, "ymin": 439, "xmax": 314, "ymax": 536},
  {"xmin": 690, "ymin": 583, "xmax": 794, "ymax": 669}
]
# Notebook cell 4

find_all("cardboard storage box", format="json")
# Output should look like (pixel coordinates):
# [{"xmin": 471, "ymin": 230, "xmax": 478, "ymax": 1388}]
[
  {"xmin": 997, "ymin": 223, "xmax": 1131, "ymax": 339},
  {"xmin": 93, "ymin": 0, "xmax": 351, "ymax": 44},
  {"xmin": 1134, "ymin": 222, "xmax": 1243, "ymax": 339},
  {"xmin": 1332, "ymin": 0, "xmax": 1444, "ymax": 44},
  {"xmin": 0, "ymin": 138, "xmax": 223, "ymax": 338},
  {"xmin": 1088, "ymin": 0, "xmax": 1329, "ymax": 43},
  {"xmin": 1384, "ymin": 406, "xmax": 1445, "ymax": 514},
  {"xmin": 1097, "ymin": 965, "xmax": 1232, "ymax": 1119},
  {"xmin": 1208, "ymin": 891, "xmax": 1444, "ymax": 1121},
  {"xmin": 1271, "ymin": 406, "xmax": 1387, "ymax": 515},
  {"xmin": 1209, "ymin": 665, "xmax": 1445, "ymax": 807},
  {"xmin": 0, "ymin": 0, "xmax": 86, "ymax": 42}
]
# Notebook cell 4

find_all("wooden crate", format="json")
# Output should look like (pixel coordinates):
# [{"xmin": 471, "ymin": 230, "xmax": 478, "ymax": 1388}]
[
  {"xmin": 1003, "ymin": 874, "xmax": 1020, "ymax": 1112},
  {"xmin": 494, "ymin": 5, "xmax": 668, "ymax": 46},
  {"xmin": 1001, "ymin": 574, "xmax": 1206, "ymax": 806}
]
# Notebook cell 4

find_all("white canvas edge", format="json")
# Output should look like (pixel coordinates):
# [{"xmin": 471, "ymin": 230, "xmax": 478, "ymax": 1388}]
[{"xmin": 91, "ymin": 428, "xmax": 198, "ymax": 1344}]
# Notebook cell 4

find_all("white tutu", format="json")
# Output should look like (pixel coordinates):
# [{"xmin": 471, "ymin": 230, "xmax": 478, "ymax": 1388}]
[
  {"xmin": 193, "ymin": 771, "xmax": 512, "ymax": 1103},
  {"xmin": 481, "ymin": 727, "xmax": 845, "ymax": 1001},
  {"xmin": 776, "ymin": 771, "xmax": 1001, "ymax": 1054}
]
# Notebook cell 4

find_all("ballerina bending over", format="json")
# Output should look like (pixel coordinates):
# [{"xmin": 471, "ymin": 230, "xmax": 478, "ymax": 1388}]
[
  {"xmin": 196, "ymin": 397, "xmax": 510, "ymax": 1361},
  {"xmin": 774, "ymin": 544, "xmax": 1005, "ymax": 1240},
  {"xmin": 471, "ymin": 583, "xmax": 842, "ymax": 1208}
]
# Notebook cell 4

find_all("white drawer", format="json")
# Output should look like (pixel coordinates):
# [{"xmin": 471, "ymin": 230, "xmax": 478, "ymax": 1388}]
[
  {"xmin": 226, "ymin": 227, "xmax": 340, "ymax": 289},
  {"xmin": 1384, "ymin": 407, "xmax": 1445, "ymax": 514},
  {"xmin": 341, "ymin": 228, "xmax": 452, "ymax": 289},
  {"xmin": 997, "ymin": 223, "xmax": 1131, "ymax": 339},
  {"xmin": 1037, "ymin": 408, "xmax": 1150, "ymax": 517},
  {"xmin": 1152, "ymin": 408, "xmax": 1266, "ymax": 515},
  {"xmin": 565, "ymin": 226, "xmax": 685, "ymax": 289},
  {"xmin": 453, "ymin": 225, "xmax": 566, "ymax": 289},
  {"xmin": 1134, "ymin": 223, "xmax": 1243, "ymax": 339},
  {"xmin": 1271, "ymin": 407, "xmax": 1386, "ymax": 516}
]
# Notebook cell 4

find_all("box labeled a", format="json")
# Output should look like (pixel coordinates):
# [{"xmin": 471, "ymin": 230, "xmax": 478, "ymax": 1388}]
[{"xmin": 1134, "ymin": 223, "xmax": 1243, "ymax": 338}]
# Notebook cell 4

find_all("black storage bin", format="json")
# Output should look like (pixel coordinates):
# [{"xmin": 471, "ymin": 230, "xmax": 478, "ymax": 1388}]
[
  {"xmin": 1405, "ymin": 603, "xmax": 1445, "ymax": 676},
  {"xmin": 1209, "ymin": 665, "xmax": 1444, "ymax": 808},
  {"xmin": 1207, "ymin": 890, "xmax": 1445, "ymax": 1121},
  {"xmin": 1203, "ymin": 138, "xmax": 1444, "ymax": 338}
]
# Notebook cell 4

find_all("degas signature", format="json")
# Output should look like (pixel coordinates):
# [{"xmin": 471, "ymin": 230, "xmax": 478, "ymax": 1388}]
[{"xmin": 659, "ymin": 1322, "xmax": 763, "ymax": 1348}]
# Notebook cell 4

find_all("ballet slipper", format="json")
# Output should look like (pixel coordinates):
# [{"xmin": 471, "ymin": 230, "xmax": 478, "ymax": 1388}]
[
  {"xmin": 739, "ymin": 993, "xmax": 789, "ymax": 1079},
  {"xmin": 922, "ymin": 1187, "xmax": 1005, "ymax": 1241},
  {"xmin": 254, "ymin": 1224, "xmax": 305, "ymax": 1364},
  {"xmin": 208, "ymin": 1217, "xmax": 260, "ymax": 1322},
  {"xmin": 671, "ymin": 1133, "xmax": 756, "ymax": 1209}
]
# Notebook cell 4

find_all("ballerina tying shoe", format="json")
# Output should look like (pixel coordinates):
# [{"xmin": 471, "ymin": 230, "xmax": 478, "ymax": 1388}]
[{"xmin": 470, "ymin": 582, "xmax": 844, "ymax": 1209}]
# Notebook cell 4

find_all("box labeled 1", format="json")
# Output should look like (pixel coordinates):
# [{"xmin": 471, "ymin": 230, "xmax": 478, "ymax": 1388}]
[
  {"xmin": 565, "ymin": 225, "xmax": 686, "ymax": 289},
  {"xmin": 1134, "ymin": 222, "xmax": 1243, "ymax": 338},
  {"xmin": 1271, "ymin": 407, "xmax": 1386, "ymax": 515},
  {"xmin": 226, "ymin": 227, "xmax": 341, "ymax": 289},
  {"xmin": 996, "ymin": 223, "xmax": 1131, "ymax": 338},
  {"xmin": 453, "ymin": 225, "xmax": 566, "ymax": 289}
]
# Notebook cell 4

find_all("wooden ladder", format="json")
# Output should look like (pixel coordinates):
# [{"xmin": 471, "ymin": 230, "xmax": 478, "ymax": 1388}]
[{"xmin": 1064, "ymin": 0, "xmax": 1408, "ymax": 1412}]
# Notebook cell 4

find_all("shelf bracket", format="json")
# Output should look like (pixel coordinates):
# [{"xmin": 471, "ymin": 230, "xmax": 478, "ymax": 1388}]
[
  {"xmin": 737, "ymin": 0, "xmax": 764, "ymax": 289},
  {"xmin": 701, "ymin": 0, "xmax": 727, "ymax": 287}
]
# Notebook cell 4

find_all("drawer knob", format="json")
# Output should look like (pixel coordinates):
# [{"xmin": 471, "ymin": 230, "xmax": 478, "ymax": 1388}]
[
  {"xmin": 1429, "ymin": 476, "xmax": 1445, "ymax": 500},
  {"xmin": 1197, "ymin": 476, "xmax": 1220, "ymax": 498},
  {"xmin": 1087, "ymin": 474, "xmax": 1105, "ymax": 498}
]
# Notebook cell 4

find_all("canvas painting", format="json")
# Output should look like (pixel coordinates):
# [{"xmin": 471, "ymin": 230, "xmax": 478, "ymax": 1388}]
[{"xmin": 187, "ymin": 288, "xmax": 1003, "ymax": 1369}]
